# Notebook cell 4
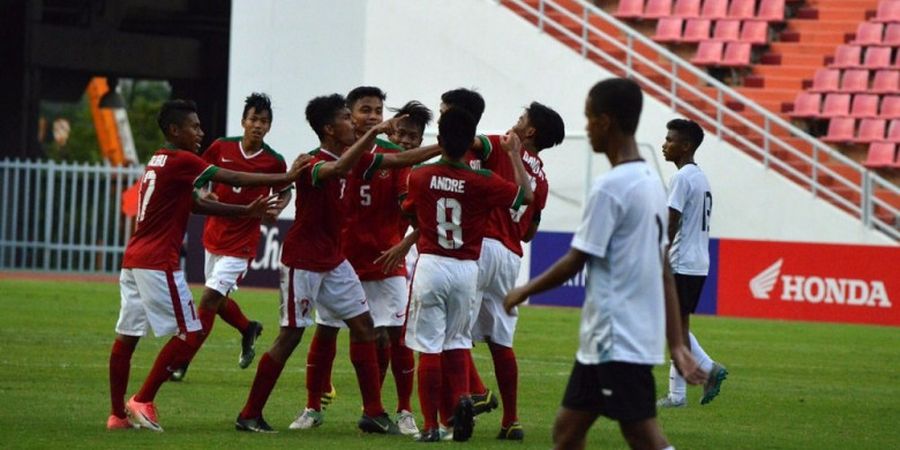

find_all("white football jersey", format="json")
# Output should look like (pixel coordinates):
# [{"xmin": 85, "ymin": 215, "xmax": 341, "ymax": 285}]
[
  {"xmin": 570, "ymin": 161, "xmax": 668, "ymax": 366},
  {"xmin": 667, "ymin": 164, "xmax": 712, "ymax": 276}
]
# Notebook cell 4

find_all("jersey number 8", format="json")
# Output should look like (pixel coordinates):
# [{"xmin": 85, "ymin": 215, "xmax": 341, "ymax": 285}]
[{"xmin": 436, "ymin": 197, "xmax": 462, "ymax": 250}]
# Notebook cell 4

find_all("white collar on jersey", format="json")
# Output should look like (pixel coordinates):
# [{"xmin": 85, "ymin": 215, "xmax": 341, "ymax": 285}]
[
  {"xmin": 318, "ymin": 147, "xmax": 340, "ymax": 160},
  {"xmin": 238, "ymin": 140, "xmax": 265, "ymax": 160}
]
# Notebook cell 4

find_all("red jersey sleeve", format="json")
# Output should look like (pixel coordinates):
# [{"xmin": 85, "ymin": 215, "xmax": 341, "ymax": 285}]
[
  {"xmin": 177, "ymin": 151, "xmax": 219, "ymax": 188},
  {"xmin": 481, "ymin": 171, "xmax": 525, "ymax": 211},
  {"xmin": 201, "ymin": 140, "xmax": 221, "ymax": 165}
]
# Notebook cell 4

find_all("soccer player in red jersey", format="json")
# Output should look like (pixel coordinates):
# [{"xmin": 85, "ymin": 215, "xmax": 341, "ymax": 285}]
[
  {"xmin": 402, "ymin": 107, "xmax": 534, "ymax": 442},
  {"xmin": 107, "ymin": 99, "xmax": 309, "ymax": 432},
  {"xmin": 235, "ymin": 94, "xmax": 439, "ymax": 434},
  {"xmin": 169, "ymin": 93, "xmax": 290, "ymax": 382}
]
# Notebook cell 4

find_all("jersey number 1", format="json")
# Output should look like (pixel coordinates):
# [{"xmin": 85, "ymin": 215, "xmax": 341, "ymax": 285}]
[{"xmin": 436, "ymin": 197, "xmax": 463, "ymax": 250}]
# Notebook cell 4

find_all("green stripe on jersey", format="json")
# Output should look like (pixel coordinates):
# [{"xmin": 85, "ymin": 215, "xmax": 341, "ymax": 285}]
[
  {"xmin": 511, "ymin": 187, "xmax": 525, "ymax": 211},
  {"xmin": 363, "ymin": 153, "xmax": 385, "ymax": 180},
  {"xmin": 375, "ymin": 137, "xmax": 404, "ymax": 151},
  {"xmin": 477, "ymin": 134, "xmax": 492, "ymax": 161},
  {"xmin": 194, "ymin": 165, "xmax": 219, "ymax": 188}
]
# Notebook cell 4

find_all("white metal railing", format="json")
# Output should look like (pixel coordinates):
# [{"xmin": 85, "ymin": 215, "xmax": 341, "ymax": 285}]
[
  {"xmin": 0, "ymin": 159, "xmax": 145, "ymax": 273},
  {"xmin": 500, "ymin": 0, "xmax": 900, "ymax": 240}
]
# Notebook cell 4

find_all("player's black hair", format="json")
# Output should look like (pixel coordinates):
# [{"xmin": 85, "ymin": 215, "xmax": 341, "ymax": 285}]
[
  {"xmin": 243, "ymin": 92, "xmax": 273, "ymax": 121},
  {"xmin": 391, "ymin": 100, "xmax": 433, "ymax": 133},
  {"xmin": 526, "ymin": 102, "xmax": 566, "ymax": 150},
  {"xmin": 441, "ymin": 88, "xmax": 485, "ymax": 125},
  {"xmin": 666, "ymin": 118, "xmax": 705, "ymax": 153},
  {"xmin": 438, "ymin": 107, "xmax": 477, "ymax": 160},
  {"xmin": 305, "ymin": 94, "xmax": 347, "ymax": 139},
  {"xmin": 587, "ymin": 78, "xmax": 643, "ymax": 136},
  {"xmin": 346, "ymin": 86, "xmax": 386, "ymax": 109},
  {"xmin": 157, "ymin": 99, "xmax": 198, "ymax": 136}
]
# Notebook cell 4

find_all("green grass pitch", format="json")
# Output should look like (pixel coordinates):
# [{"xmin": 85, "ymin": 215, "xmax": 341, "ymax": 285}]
[{"xmin": 0, "ymin": 278, "xmax": 898, "ymax": 449}]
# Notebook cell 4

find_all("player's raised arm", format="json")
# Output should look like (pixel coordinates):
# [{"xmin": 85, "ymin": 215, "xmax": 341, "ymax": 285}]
[
  {"xmin": 499, "ymin": 130, "xmax": 534, "ymax": 205},
  {"xmin": 211, "ymin": 153, "xmax": 313, "ymax": 187},
  {"xmin": 380, "ymin": 143, "xmax": 442, "ymax": 169},
  {"xmin": 314, "ymin": 117, "xmax": 401, "ymax": 181}
]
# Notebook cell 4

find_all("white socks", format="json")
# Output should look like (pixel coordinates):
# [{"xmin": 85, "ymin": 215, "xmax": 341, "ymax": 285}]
[
  {"xmin": 668, "ymin": 332, "xmax": 715, "ymax": 400},
  {"xmin": 689, "ymin": 332, "xmax": 714, "ymax": 373}
]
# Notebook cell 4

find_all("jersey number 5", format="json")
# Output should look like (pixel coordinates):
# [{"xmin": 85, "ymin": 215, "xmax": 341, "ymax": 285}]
[
  {"xmin": 436, "ymin": 197, "xmax": 463, "ymax": 250},
  {"xmin": 136, "ymin": 170, "xmax": 157, "ymax": 223}
]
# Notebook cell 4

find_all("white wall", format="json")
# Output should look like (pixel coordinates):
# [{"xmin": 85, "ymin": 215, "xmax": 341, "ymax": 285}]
[{"xmin": 229, "ymin": 0, "xmax": 894, "ymax": 246}]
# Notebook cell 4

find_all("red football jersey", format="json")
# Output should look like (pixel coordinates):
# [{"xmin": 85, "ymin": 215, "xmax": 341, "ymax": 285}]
[
  {"xmin": 403, "ymin": 160, "xmax": 524, "ymax": 261},
  {"xmin": 122, "ymin": 148, "xmax": 218, "ymax": 270},
  {"xmin": 200, "ymin": 138, "xmax": 288, "ymax": 258},
  {"xmin": 281, "ymin": 147, "xmax": 384, "ymax": 272},
  {"xmin": 342, "ymin": 139, "xmax": 410, "ymax": 280},
  {"xmin": 467, "ymin": 135, "xmax": 549, "ymax": 256}
]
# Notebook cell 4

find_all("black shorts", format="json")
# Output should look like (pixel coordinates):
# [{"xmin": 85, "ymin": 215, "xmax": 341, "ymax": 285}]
[
  {"xmin": 561, "ymin": 361, "xmax": 656, "ymax": 422},
  {"xmin": 675, "ymin": 274, "xmax": 707, "ymax": 315}
]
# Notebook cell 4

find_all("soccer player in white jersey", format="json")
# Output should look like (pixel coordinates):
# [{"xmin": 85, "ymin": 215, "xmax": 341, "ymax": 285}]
[
  {"xmin": 657, "ymin": 118, "xmax": 728, "ymax": 408},
  {"xmin": 504, "ymin": 78, "xmax": 706, "ymax": 450}
]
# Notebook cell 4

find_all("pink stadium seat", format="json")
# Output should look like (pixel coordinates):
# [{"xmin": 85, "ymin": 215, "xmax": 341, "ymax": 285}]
[
  {"xmin": 821, "ymin": 93, "xmax": 852, "ymax": 117},
  {"xmin": 850, "ymin": 94, "xmax": 880, "ymax": 118},
  {"xmin": 683, "ymin": 18, "xmax": 712, "ymax": 42},
  {"xmin": 714, "ymin": 19, "xmax": 742, "ymax": 41},
  {"xmin": 855, "ymin": 118, "xmax": 887, "ymax": 142},
  {"xmin": 863, "ymin": 47, "xmax": 892, "ymax": 69},
  {"xmin": 871, "ymin": 70, "xmax": 900, "ymax": 94},
  {"xmin": 840, "ymin": 69, "xmax": 870, "ymax": 93},
  {"xmin": 789, "ymin": 92, "xmax": 822, "ymax": 117},
  {"xmin": 653, "ymin": 17, "xmax": 685, "ymax": 42},
  {"xmin": 831, "ymin": 45, "xmax": 863, "ymax": 69},
  {"xmin": 722, "ymin": 42, "xmax": 752, "ymax": 66},
  {"xmin": 672, "ymin": 0, "xmax": 701, "ymax": 17},
  {"xmin": 692, "ymin": 41, "xmax": 725, "ymax": 65},
  {"xmin": 728, "ymin": 0, "xmax": 756, "ymax": 19},
  {"xmin": 863, "ymin": 142, "xmax": 897, "ymax": 168},
  {"xmin": 643, "ymin": 0, "xmax": 673, "ymax": 19},
  {"xmin": 615, "ymin": 0, "xmax": 645, "ymax": 19},
  {"xmin": 822, "ymin": 117, "xmax": 857, "ymax": 142},
  {"xmin": 873, "ymin": 0, "xmax": 900, "ymax": 23},
  {"xmin": 740, "ymin": 20, "xmax": 769, "ymax": 44},
  {"xmin": 883, "ymin": 23, "xmax": 900, "ymax": 46},
  {"xmin": 888, "ymin": 119, "xmax": 900, "ymax": 141},
  {"xmin": 851, "ymin": 23, "xmax": 885, "ymax": 46},
  {"xmin": 809, "ymin": 68, "xmax": 841, "ymax": 92},
  {"xmin": 701, "ymin": 0, "xmax": 729, "ymax": 19},
  {"xmin": 882, "ymin": 96, "xmax": 900, "ymax": 118},
  {"xmin": 757, "ymin": 0, "xmax": 786, "ymax": 22}
]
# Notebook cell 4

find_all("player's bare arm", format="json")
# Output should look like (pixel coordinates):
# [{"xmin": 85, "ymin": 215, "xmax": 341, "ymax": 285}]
[
  {"xmin": 380, "ymin": 143, "xmax": 442, "ymax": 169},
  {"xmin": 667, "ymin": 207, "xmax": 682, "ymax": 245},
  {"xmin": 503, "ymin": 248, "xmax": 589, "ymax": 314},
  {"xmin": 264, "ymin": 188, "xmax": 293, "ymax": 223},
  {"xmin": 663, "ymin": 259, "xmax": 707, "ymax": 384},
  {"xmin": 374, "ymin": 228, "xmax": 419, "ymax": 274},
  {"xmin": 500, "ymin": 130, "xmax": 534, "ymax": 205},
  {"xmin": 315, "ymin": 117, "xmax": 401, "ymax": 181},
  {"xmin": 212, "ymin": 154, "xmax": 313, "ymax": 187},
  {"xmin": 192, "ymin": 192, "xmax": 280, "ymax": 218}
]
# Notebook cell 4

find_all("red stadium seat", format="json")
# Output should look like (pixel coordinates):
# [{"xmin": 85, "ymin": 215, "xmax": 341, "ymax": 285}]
[
  {"xmin": 863, "ymin": 47, "xmax": 892, "ymax": 69},
  {"xmin": 863, "ymin": 142, "xmax": 897, "ymax": 168},
  {"xmin": 740, "ymin": 20, "xmax": 769, "ymax": 44},
  {"xmin": 855, "ymin": 118, "xmax": 887, "ymax": 142},
  {"xmin": 728, "ymin": 0, "xmax": 756, "ymax": 19},
  {"xmin": 850, "ymin": 94, "xmax": 880, "ymax": 118},
  {"xmin": 872, "ymin": 0, "xmax": 900, "ymax": 23},
  {"xmin": 757, "ymin": 0, "xmax": 786, "ymax": 22},
  {"xmin": 692, "ymin": 41, "xmax": 725, "ymax": 65},
  {"xmin": 840, "ymin": 69, "xmax": 870, "ymax": 93},
  {"xmin": 821, "ymin": 93, "xmax": 852, "ymax": 117},
  {"xmin": 871, "ymin": 70, "xmax": 900, "ymax": 94},
  {"xmin": 683, "ymin": 18, "xmax": 712, "ymax": 42},
  {"xmin": 831, "ymin": 45, "xmax": 863, "ymax": 69},
  {"xmin": 884, "ymin": 23, "xmax": 900, "ymax": 46},
  {"xmin": 789, "ymin": 92, "xmax": 822, "ymax": 117},
  {"xmin": 882, "ymin": 96, "xmax": 900, "ymax": 118},
  {"xmin": 714, "ymin": 19, "xmax": 742, "ymax": 41},
  {"xmin": 643, "ymin": 0, "xmax": 673, "ymax": 19},
  {"xmin": 888, "ymin": 119, "xmax": 900, "ymax": 141},
  {"xmin": 722, "ymin": 42, "xmax": 752, "ymax": 66},
  {"xmin": 701, "ymin": 0, "xmax": 729, "ymax": 19},
  {"xmin": 615, "ymin": 0, "xmax": 645, "ymax": 19},
  {"xmin": 653, "ymin": 17, "xmax": 685, "ymax": 42},
  {"xmin": 851, "ymin": 23, "xmax": 884, "ymax": 46},
  {"xmin": 822, "ymin": 117, "xmax": 857, "ymax": 142},
  {"xmin": 809, "ymin": 68, "xmax": 841, "ymax": 93},
  {"xmin": 672, "ymin": 0, "xmax": 701, "ymax": 17}
]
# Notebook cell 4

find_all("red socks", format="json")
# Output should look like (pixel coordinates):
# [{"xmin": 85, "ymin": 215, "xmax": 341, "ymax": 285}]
[
  {"xmin": 489, "ymin": 343, "xmax": 519, "ymax": 427},
  {"xmin": 442, "ymin": 349, "xmax": 471, "ymax": 411},
  {"xmin": 240, "ymin": 353, "xmax": 286, "ymax": 419},
  {"xmin": 417, "ymin": 353, "xmax": 442, "ymax": 430},
  {"xmin": 109, "ymin": 338, "xmax": 137, "ymax": 418},
  {"xmin": 305, "ymin": 333, "xmax": 336, "ymax": 411},
  {"xmin": 467, "ymin": 351, "xmax": 487, "ymax": 395},
  {"xmin": 376, "ymin": 343, "xmax": 391, "ymax": 384},
  {"xmin": 390, "ymin": 334, "xmax": 415, "ymax": 413},
  {"xmin": 218, "ymin": 297, "xmax": 250, "ymax": 333},
  {"xmin": 349, "ymin": 341, "xmax": 385, "ymax": 417}
]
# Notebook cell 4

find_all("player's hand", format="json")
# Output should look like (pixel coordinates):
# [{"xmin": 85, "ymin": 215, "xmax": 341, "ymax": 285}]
[
  {"xmin": 499, "ymin": 129, "xmax": 522, "ymax": 154},
  {"xmin": 503, "ymin": 286, "xmax": 527, "ymax": 316},
  {"xmin": 372, "ymin": 115, "xmax": 408, "ymax": 136},
  {"xmin": 288, "ymin": 154, "xmax": 314, "ymax": 180},
  {"xmin": 197, "ymin": 189, "xmax": 219, "ymax": 202},
  {"xmin": 245, "ymin": 194, "xmax": 280, "ymax": 218},
  {"xmin": 670, "ymin": 344, "xmax": 707, "ymax": 385},
  {"xmin": 374, "ymin": 243, "xmax": 409, "ymax": 274}
]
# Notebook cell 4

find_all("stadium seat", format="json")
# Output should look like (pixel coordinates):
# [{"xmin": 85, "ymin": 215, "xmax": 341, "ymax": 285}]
[
  {"xmin": 871, "ymin": 70, "xmax": 899, "ymax": 94},
  {"xmin": 831, "ymin": 45, "xmax": 863, "ymax": 69},
  {"xmin": 714, "ymin": 19, "xmax": 742, "ymax": 41},
  {"xmin": 883, "ymin": 23, "xmax": 900, "ymax": 46},
  {"xmin": 740, "ymin": 20, "xmax": 769, "ymax": 44},
  {"xmin": 757, "ymin": 0, "xmax": 786, "ymax": 22},
  {"xmin": 683, "ymin": 18, "xmax": 712, "ymax": 42},
  {"xmin": 722, "ymin": 42, "xmax": 752, "ymax": 66},
  {"xmin": 863, "ymin": 47, "xmax": 892, "ymax": 69},
  {"xmin": 882, "ymin": 96, "xmax": 900, "ymax": 118},
  {"xmin": 840, "ymin": 69, "xmax": 870, "ymax": 93},
  {"xmin": 701, "ymin": 0, "xmax": 729, "ymax": 19},
  {"xmin": 863, "ymin": 142, "xmax": 897, "ymax": 168},
  {"xmin": 643, "ymin": 0, "xmax": 673, "ymax": 19},
  {"xmin": 821, "ymin": 93, "xmax": 852, "ymax": 117},
  {"xmin": 872, "ymin": 0, "xmax": 900, "ymax": 23},
  {"xmin": 653, "ymin": 17, "xmax": 685, "ymax": 42},
  {"xmin": 672, "ymin": 0, "xmax": 701, "ymax": 17},
  {"xmin": 855, "ymin": 118, "xmax": 887, "ymax": 143},
  {"xmin": 850, "ymin": 94, "xmax": 880, "ymax": 118},
  {"xmin": 888, "ymin": 119, "xmax": 900, "ymax": 141},
  {"xmin": 692, "ymin": 41, "xmax": 725, "ymax": 65},
  {"xmin": 728, "ymin": 0, "xmax": 756, "ymax": 19},
  {"xmin": 789, "ymin": 92, "xmax": 822, "ymax": 117},
  {"xmin": 851, "ymin": 23, "xmax": 885, "ymax": 46},
  {"xmin": 822, "ymin": 117, "xmax": 857, "ymax": 142},
  {"xmin": 615, "ymin": 0, "xmax": 645, "ymax": 19},
  {"xmin": 809, "ymin": 68, "xmax": 841, "ymax": 93}
]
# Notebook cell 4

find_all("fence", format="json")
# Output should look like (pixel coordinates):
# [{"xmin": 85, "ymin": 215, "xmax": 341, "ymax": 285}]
[{"xmin": 0, "ymin": 159, "xmax": 144, "ymax": 273}]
